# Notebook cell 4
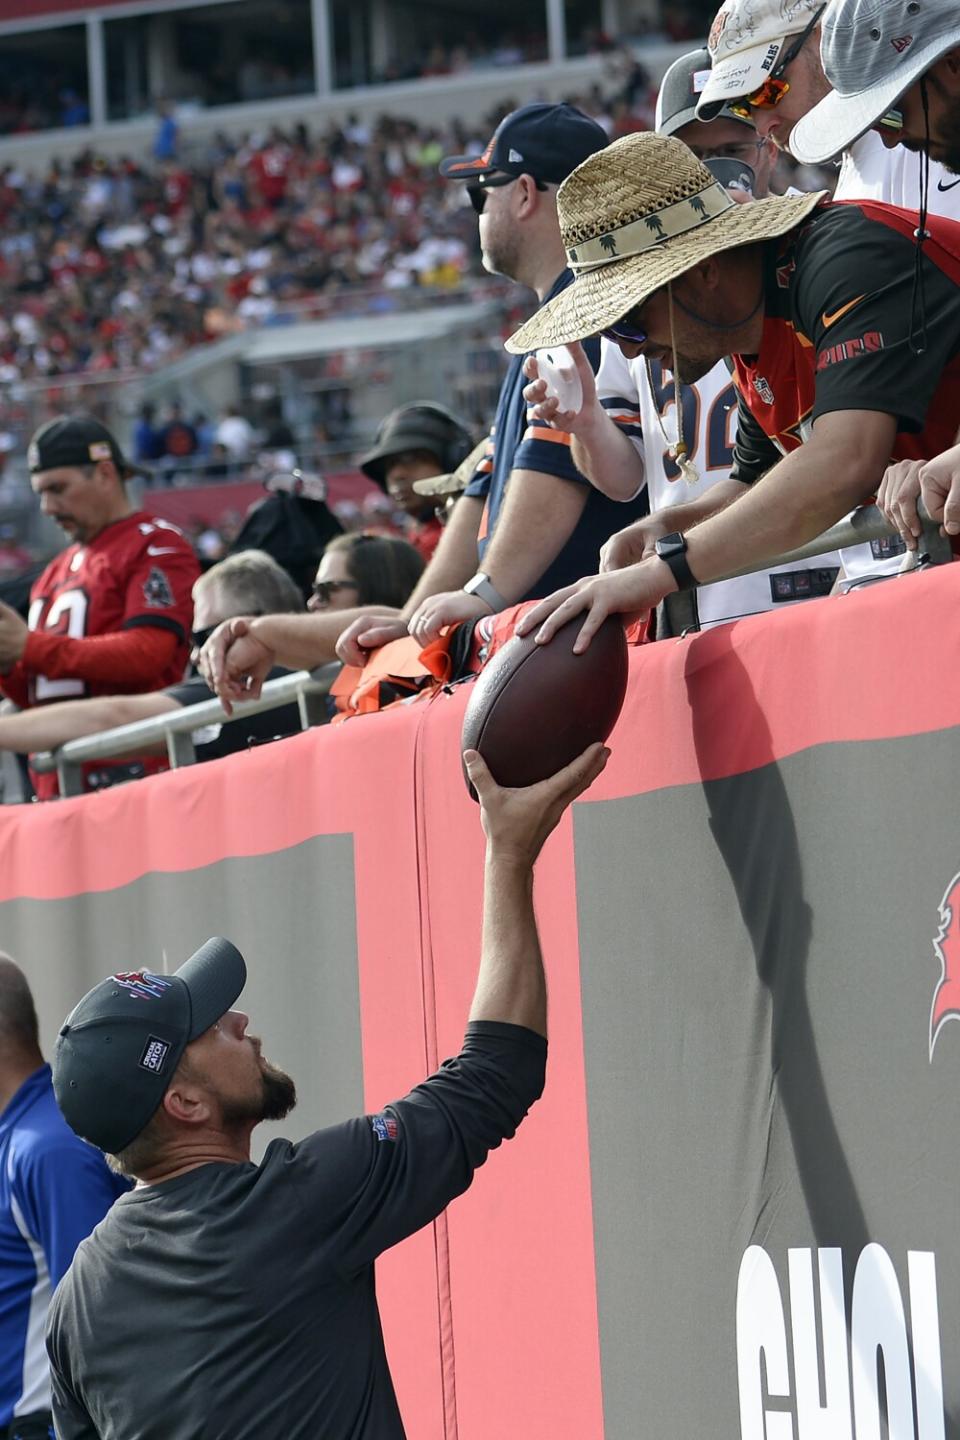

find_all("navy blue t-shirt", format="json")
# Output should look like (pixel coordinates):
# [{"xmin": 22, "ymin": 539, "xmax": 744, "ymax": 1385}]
[{"xmin": 463, "ymin": 270, "xmax": 648, "ymax": 600}]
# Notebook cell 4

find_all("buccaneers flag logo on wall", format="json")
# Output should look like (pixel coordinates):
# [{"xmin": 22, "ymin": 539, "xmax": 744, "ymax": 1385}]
[{"xmin": 930, "ymin": 871, "xmax": 960, "ymax": 1059}]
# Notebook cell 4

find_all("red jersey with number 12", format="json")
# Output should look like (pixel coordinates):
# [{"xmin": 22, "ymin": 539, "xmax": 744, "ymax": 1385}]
[{"xmin": 26, "ymin": 511, "xmax": 197, "ymax": 705}]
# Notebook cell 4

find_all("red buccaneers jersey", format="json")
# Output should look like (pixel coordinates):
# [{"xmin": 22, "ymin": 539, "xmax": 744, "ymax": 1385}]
[
  {"xmin": 25, "ymin": 511, "xmax": 197, "ymax": 704},
  {"xmin": 730, "ymin": 200, "xmax": 960, "ymax": 484}
]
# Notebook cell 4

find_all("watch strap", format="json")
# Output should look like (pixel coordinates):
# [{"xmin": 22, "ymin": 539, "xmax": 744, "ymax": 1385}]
[
  {"xmin": 463, "ymin": 572, "xmax": 508, "ymax": 613},
  {"xmin": 654, "ymin": 533, "xmax": 699, "ymax": 592}
]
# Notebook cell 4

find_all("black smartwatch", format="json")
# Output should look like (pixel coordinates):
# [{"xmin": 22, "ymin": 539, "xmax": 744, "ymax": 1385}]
[{"xmin": 654, "ymin": 532, "xmax": 699, "ymax": 591}]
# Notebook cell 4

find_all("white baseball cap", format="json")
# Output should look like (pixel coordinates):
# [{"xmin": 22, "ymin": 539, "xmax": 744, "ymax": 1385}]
[
  {"xmin": 791, "ymin": 0, "xmax": 960, "ymax": 164},
  {"xmin": 697, "ymin": 0, "xmax": 826, "ymax": 121}
]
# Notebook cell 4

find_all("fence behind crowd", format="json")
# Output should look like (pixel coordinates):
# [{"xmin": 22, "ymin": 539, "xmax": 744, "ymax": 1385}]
[{"xmin": 6, "ymin": 563, "xmax": 960, "ymax": 1436}]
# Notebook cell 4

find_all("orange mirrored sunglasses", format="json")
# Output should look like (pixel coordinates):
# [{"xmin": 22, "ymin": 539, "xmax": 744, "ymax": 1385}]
[
  {"xmin": 728, "ymin": 76, "xmax": 791, "ymax": 118},
  {"xmin": 727, "ymin": 4, "xmax": 825, "ymax": 118}
]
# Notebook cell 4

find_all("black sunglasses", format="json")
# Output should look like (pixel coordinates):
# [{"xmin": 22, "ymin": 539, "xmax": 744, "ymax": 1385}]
[
  {"xmin": 601, "ymin": 307, "xmax": 648, "ymax": 346},
  {"xmin": 467, "ymin": 172, "xmax": 549, "ymax": 214},
  {"xmin": 191, "ymin": 610, "xmax": 266, "ymax": 652},
  {"xmin": 311, "ymin": 578, "xmax": 359, "ymax": 604},
  {"xmin": 191, "ymin": 624, "xmax": 217, "ymax": 651}
]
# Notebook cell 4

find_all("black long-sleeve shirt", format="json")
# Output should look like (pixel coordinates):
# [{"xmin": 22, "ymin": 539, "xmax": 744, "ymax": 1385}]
[{"xmin": 47, "ymin": 1022, "xmax": 547, "ymax": 1440}]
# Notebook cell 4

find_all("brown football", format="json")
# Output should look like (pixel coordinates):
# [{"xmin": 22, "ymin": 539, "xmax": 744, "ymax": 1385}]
[{"xmin": 461, "ymin": 614, "xmax": 628, "ymax": 797}]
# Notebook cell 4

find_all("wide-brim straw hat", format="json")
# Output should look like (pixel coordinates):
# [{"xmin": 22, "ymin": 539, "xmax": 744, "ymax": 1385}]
[{"xmin": 505, "ymin": 133, "xmax": 826, "ymax": 354}]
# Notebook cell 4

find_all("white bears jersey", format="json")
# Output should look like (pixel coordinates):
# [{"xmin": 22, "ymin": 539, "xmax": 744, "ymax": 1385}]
[{"xmin": 596, "ymin": 341, "xmax": 841, "ymax": 629}]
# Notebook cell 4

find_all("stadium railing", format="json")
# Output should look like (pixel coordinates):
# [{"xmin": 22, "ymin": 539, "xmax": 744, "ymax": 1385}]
[
  {"xmin": 659, "ymin": 501, "xmax": 952, "ymax": 635},
  {"xmin": 31, "ymin": 665, "xmax": 340, "ymax": 798},
  {"xmin": 28, "ymin": 504, "xmax": 953, "ymax": 799}
]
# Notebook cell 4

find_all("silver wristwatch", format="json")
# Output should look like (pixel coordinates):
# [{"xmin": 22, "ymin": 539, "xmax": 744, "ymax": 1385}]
[{"xmin": 463, "ymin": 571, "xmax": 508, "ymax": 613}]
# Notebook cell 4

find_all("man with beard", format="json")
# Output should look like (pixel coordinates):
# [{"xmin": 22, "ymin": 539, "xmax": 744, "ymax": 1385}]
[
  {"xmin": 334, "ymin": 102, "xmax": 646, "ymax": 664},
  {"xmin": 789, "ymin": 0, "xmax": 960, "ymax": 178},
  {"xmin": 697, "ymin": 0, "xmax": 960, "ymax": 582},
  {"xmin": 501, "ymin": 131, "xmax": 960, "ymax": 652},
  {"xmin": 697, "ymin": 0, "xmax": 960, "ymax": 207},
  {"xmin": 44, "ymin": 737, "xmax": 608, "ymax": 1440},
  {"xmin": 0, "ymin": 414, "xmax": 198, "ymax": 797},
  {"xmin": 787, "ymin": 0, "xmax": 960, "ymax": 557}
]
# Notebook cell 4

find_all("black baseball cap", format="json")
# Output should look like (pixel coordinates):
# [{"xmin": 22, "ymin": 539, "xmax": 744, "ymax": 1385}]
[
  {"xmin": 27, "ymin": 414, "xmax": 148, "ymax": 481},
  {"xmin": 52, "ymin": 937, "xmax": 247, "ymax": 1154},
  {"xmin": 359, "ymin": 403, "xmax": 473, "ymax": 487},
  {"xmin": 655, "ymin": 47, "xmax": 755, "ymax": 136},
  {"xmin": 439, "ymin": 102, "xmax": 608, "ymax": 186}
]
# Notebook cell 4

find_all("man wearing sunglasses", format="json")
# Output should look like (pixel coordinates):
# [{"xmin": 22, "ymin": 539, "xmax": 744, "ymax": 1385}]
[
  {"xmin": 699, "ymin": 0, "xmax": 960, "ymax": 222},
  {"xmin": 498, "ymin": 126, "xmax": 960, "ymax": 655},
  {"xmin": 788, "ymin": 0, "xmax": 960, "ymax": 562},
  {"xmin": 335, "ymin": 102, "xmax": 650, "ymax": 665},
  {"xmin": 0, "ymin": 551, "xmax": 306, "ymax": 790},
  {"xmin": 698, "ymin": 0, "xmax": 960, "ymax": 588},
  {"xmin": 791, "ymin": 0, "xmax": 960, "ymax": 177},
  {"xmin": 524, "ymin": 49, "xmax": 843, "ymax": 632}
]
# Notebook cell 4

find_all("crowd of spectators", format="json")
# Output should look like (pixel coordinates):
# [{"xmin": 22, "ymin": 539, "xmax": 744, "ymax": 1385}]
[
  {"xmin": 0, "ymin": 5, "xmax": 906, "ymax": 816},
  {"xmin": 5, "ymin": 2, "xmax": 960, "ymax": 1433},
  {"xmin": 0, "ymin": 5, "xmax": 720, "ymax": 134},
  {"xmin": 0, "ymin": 52, "xmax": 832, "ymax": 396},
  {"xmin": 0, "ymin": 116, "xmax": 501, "ymax": 386}
]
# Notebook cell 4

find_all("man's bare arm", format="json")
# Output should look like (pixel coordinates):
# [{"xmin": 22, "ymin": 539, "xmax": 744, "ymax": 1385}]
[
  {"xmin": 407, "ymin": 470, "xmax": 589, "ymax": 644},
  {"xmin": 516, "ymin": 410, "xmax": 899, "ymax": 653},
  {"xmin": 243, "ymin": 608, "xmax": 400, "ymax": 671},
  {"xmin": 400, "ymin": 494, "xmax": 485, "ymax": 619},
  {"xmin": 480, "ymin": 469, "xmax": 589, "ymax": 600},
  {"xmin": 522, "ymin": 343, "xmax": 646, "ymax": 501},
  {"xmin": 201, "ymin": 604, "xmax": 403, "ymax": 710},
  {"xmin": 0, "ymin": 692, "xmax": 178, "ymax": 755},
  {"xmin": 466, "ymin": 743, "xmax": 609, "ymax": 1037},
  {"xmin": 570, "ymin": 417, "xmax": 646, "ymax": 501},
  {"xmin": 334, "ymin": 495, "xmax": 485, "ymax": 666},
  {"xmin": 600, "ymin": 479, "xmax": 748, "ymax": 571},
  {"xmin": 683, "ymin": 410, "xmax": 897, "ymax": 583}
]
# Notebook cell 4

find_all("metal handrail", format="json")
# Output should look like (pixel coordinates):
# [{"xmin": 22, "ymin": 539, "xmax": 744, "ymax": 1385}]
[
  {"xmin": 27, "ymin": 502, "xmax": 955, "ymax": 795},
  {"xmin": 662, "ymin": 502, "xmax": 951, "ymax": 634},
  {"xmin": 31, "ymin": 666, "xmax": 339, "ymax": 798},
  {"xmin": 715, "ymin": 501, "xmax": 949, "ymax": 579}
]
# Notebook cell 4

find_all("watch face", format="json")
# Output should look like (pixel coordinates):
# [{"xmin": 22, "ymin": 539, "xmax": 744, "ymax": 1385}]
[{"xmin": 657, "ymin": 532, "xmax": 685, "ymax": 559}]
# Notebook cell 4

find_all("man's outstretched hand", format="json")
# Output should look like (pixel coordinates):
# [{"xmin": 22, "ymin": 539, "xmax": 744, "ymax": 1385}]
[
  {"xmin": 464, "ymin": 742, "xmax": 609, "ymax": 868},
  {"xmin": 521, "ymin": 341, "xmax": 599, "ymax": 436}
]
